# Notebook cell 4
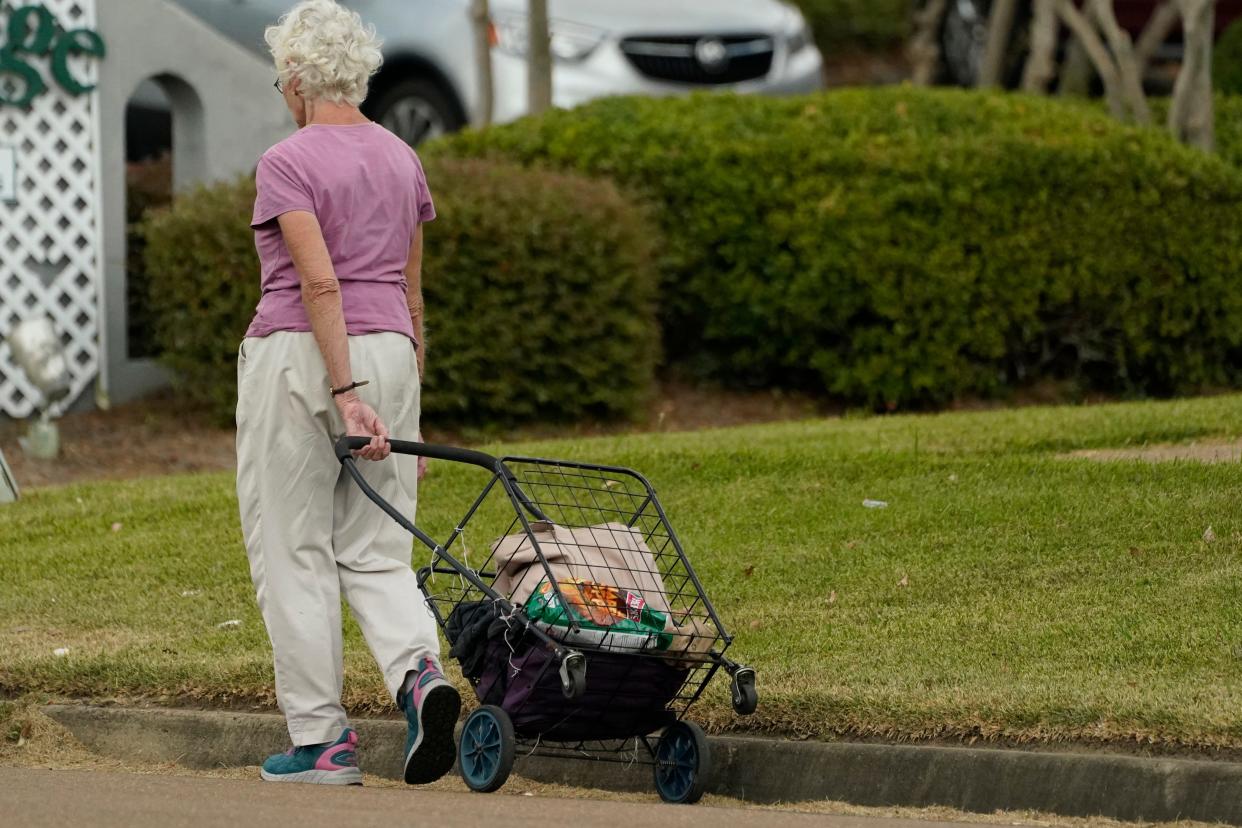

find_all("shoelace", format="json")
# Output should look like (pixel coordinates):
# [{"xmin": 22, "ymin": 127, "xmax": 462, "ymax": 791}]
[{"xmin": 284, "ymin": 742, "xmax": 326, "ymax": 757}]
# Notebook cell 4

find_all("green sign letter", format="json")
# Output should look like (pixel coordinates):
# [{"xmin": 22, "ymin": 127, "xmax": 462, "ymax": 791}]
[
  {"xmin": 0, "ymin": 51, "xmax": 46, "ymax": 108},
  {"xmin": 0, "ymin": 4, "xmax": 106, "ymax": 107},
  {"xmin": 5, "ymin": 5, "xmax": 57, "ymax": 56},
  {"xmin": 51, "ymin": 29, "xmax": 105, "ymax": 95}
]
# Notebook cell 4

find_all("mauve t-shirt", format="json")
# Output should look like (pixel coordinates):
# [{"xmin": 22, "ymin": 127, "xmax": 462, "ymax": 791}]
[{"xmin": 246, "ymin": 122, "xmax": 435, "ymax": 340}]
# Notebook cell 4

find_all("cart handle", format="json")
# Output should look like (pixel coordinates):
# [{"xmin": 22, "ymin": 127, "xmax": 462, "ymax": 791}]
[
  {"xmin": 334, "ymin": 436, "xmax": 500, "ymax": 473},
  {"xmin": 334, "ymin": 435, "xmax": 551, "ymax": 523}
]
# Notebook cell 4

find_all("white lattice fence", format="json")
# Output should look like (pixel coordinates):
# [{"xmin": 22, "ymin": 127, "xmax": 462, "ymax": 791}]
[{"xmin": 0, "ymin": 0, "xmax": 102, "ymax": 418}]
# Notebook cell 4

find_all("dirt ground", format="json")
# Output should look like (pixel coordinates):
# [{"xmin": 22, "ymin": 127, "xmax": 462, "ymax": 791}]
[
  {"xmin": 5, "ymin": 383, "xmax": 1238, "ymax": 491},
  {"xmin": 0, "ymin": 383, "xmax": 827, "ymax": 490},
  {"xmin": 1065, "ymin": 440, "xmax": 1242, "ymax": 464}
]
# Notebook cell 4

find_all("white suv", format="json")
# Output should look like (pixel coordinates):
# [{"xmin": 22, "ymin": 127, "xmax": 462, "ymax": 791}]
[{"xmin": 172, "ymin": 0, "xmax": 824, "ymax": 145}]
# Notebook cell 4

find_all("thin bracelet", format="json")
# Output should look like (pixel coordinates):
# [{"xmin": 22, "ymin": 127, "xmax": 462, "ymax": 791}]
[{"xmin": 330, "ymin": 380, "xmax": 369, "ymax": 397}]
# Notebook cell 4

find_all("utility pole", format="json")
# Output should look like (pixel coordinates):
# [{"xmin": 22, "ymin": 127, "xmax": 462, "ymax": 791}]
[
  {"xmin": 470, "ymin": 0, "xmax": 494, "ymax": 126},
  {"xmin": 528, "ymin": 0, "xmax": 552, "ymax": 114}
]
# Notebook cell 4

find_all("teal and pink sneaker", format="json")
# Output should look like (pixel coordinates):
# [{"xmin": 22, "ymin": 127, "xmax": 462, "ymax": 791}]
[
  {"xmin": 260, "ymin": 727, "xmax": 362, "ymax": 785},
  {"xmin": 398, "ymin": 657, "xmax": 461, "ymax": 784}
]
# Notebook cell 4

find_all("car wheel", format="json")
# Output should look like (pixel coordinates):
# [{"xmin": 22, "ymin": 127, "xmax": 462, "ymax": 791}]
[{"xmin": 370, "ymin": 79, "xmax": 463, "ymax": 147}]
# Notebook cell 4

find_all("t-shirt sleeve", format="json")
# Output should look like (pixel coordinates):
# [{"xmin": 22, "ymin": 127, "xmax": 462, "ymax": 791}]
[
  {"xmin": 411, "ymin": 151, "xmax": 436, "ymax": 224},
  {"xmin": 251, "ymin": 150, "xmax": 315, "ymax": 228}
]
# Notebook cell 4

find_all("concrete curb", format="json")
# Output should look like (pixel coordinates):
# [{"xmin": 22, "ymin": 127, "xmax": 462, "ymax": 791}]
[{"xmin": 44, "ymin": 704, "xmax": 1242, "ymax": 823}]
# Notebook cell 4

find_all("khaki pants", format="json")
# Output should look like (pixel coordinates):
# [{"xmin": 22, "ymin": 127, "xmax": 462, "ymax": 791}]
[{"xmin": 236, "ymin": 331, "xmax": 440, "ymax": 746}]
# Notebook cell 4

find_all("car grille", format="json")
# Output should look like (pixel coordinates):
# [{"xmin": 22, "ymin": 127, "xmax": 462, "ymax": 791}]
[{"xmin": 619, "ymin": 34, "xmax": 774, "ymax": 85}]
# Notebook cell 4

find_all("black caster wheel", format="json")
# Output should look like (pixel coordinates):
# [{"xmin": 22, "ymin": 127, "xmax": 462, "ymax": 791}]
[
  {"xmin": 458, "ymin": 705, "xmax": 516, "ymax": 793},
  {"xmin": 559, "ymin": 650, "xmax": 587, "ymax": 700},
  {"xmin": 653, "ymin": 721, "xmax": 710, "ymax": 804},
  {"xmin": 730, "ymin": 666, "xmax": 758, "ymax": 716}
]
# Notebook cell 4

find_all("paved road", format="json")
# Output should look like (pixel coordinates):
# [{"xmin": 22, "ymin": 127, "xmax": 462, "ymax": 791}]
[{"xmin": 2, "ymin": 767, "xmax": 986, "ymax": 828}]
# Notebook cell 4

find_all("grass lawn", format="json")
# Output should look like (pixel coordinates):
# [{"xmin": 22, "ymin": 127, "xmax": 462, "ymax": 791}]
[{"xmin": 3, "ymin": 394, "xmax": 1242, "ymax": 752}]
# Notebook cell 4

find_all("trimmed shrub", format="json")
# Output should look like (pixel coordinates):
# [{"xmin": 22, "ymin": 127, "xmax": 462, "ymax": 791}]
[
  {"xmin": 143, "ymin": 176, "xmax": 258, "ymax": 421},
  {"xmin": 418, "ymin": 159, "xmax": 659, "ymax": 424},
  {"xmin": 1214, "ymin": 18, "xmax": 1242, "ymax": 95},
  {"xmin": 1206, "ymin": 93, "xmax": 1242, "ymax": 169},
  {"xmin": 1146, "ymin": 94, "xmax": 1242, "ymax": 170},
  {"xmin": 431, "ymin": 88, "xmax": 1242, "ymax": 407},
  {"xmin": 141, "ymin": 158, "xmax": 659, "ymax": 426},
  {"xmin": 793, "ymin": 0, "xmax": 910, "ymax": 53}
]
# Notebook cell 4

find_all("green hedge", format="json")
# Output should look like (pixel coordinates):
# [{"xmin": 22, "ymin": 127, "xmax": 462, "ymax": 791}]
[
  {"xmin": 432, "ymin": 88, "xmax": 1242, "ymax": 407},
  {"xmin": 1214, "ymin": 19, "xmax": 1242, "ymax": 95},
  {"xmin": 141, "ymin": 158, "xmax": 659, "ymax": 426},
  {"xmin": 792, "ymin": 0, "xmax": 910, "ymax": 53},
  {"xmin": 1209, "ymin": 93, "xmax": 1242, "ymax": 168},
  {"xmin": 1147, "ymin": 94, "xmax": 1242, "ymax": 169}
]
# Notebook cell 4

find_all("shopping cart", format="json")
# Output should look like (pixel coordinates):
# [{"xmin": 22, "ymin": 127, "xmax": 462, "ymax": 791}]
[{"xmin": 335, "ymin": 436, "xmax": 758, "ymax": 804}]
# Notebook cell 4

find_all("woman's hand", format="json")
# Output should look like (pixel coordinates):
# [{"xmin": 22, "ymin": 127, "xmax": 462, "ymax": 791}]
[{"xmin": 336, "ymin": 393, "xmax": 390, "ymax": 461}]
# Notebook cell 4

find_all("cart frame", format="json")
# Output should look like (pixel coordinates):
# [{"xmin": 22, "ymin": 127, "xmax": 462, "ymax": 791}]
[{"xmin": 335, "ymin": 436, "xmax": 758, "ymax": 803}]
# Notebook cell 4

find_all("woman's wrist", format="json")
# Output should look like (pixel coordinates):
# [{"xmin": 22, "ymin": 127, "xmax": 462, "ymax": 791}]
[{"xmin": 334, "ymin": 390, "xmax": 361, "ymax": 409}]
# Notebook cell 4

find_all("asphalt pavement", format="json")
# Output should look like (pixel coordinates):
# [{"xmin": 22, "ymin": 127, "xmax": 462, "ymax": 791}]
[{"xmin": 2, "ymin": 767, "xmax": 987, "ymax": 828}]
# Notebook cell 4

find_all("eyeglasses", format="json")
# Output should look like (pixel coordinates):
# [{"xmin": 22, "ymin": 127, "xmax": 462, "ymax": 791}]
[{"xmin": 273, "ymin": 77, "xmax": 284, "ymax": 94}]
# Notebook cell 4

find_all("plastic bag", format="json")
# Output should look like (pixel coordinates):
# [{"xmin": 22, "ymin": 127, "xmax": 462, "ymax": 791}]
[{"xmin": 524, "ymin": 578, "xmax": 672, "ymax": 653}]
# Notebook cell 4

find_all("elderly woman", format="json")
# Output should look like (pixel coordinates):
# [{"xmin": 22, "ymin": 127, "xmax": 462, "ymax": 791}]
[{"xmin": 235, "ymin": 0, "xmax": 458, "ymax": 786}]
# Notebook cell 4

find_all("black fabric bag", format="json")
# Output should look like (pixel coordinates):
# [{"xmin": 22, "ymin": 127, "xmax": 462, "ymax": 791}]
[
  {"xmin": 475, "ymin": 638, "xmax": 683, "ymax": 741},
  {"xmin": 447, "ymin": 600, "xmax": 686, "ymax": 741},
  {"xmin": 446, "ymin": 600, "xmax": 510, "ymax": 681}
]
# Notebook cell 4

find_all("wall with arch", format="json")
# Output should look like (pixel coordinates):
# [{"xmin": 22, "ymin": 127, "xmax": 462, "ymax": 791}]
[{"xmin": 95, "ymin": 0, "xmax": 292, "ymax": 406}]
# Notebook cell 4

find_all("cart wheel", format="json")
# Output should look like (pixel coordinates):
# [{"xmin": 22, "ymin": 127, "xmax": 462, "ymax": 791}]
[
  {"xmin": 730, "ymin": 667, "xmax": 758, "ymax": 716},
  {"xmin": 653, "ymin": 721, "xmax": 710, "ymax": 804},
  {"xmin": 559, "ymin": 650, "xmax": 587, "ymax": 700},
  {"xmin": 458, "ymin": 706, "xmax": 515, "ymax": 793}
]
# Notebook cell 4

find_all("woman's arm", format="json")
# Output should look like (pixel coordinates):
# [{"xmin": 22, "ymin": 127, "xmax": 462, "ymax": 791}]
[
  {"xmin": 277, "ymin": 210, "xmax": 390, "ymax": 461},
  {"xmin": 404, "ymin": 224, "xmax": 426, "ymax": 380}
]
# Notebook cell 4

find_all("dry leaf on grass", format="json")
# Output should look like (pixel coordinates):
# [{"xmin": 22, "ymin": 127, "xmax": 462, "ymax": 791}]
[
  {"xmin": 1204, "ymin": 526, "xmax": 1217, "ymax": 543},
  {"xmin": 897, "ymin": 575, "xmax": 909, "ymax": 588},
  {"xmin": 742, "ymin": 564, "xmax": 755, "ymax": 578},
  {"xmin": 827, "ymin": 590, "xmax": 837, "ymax": 605}
]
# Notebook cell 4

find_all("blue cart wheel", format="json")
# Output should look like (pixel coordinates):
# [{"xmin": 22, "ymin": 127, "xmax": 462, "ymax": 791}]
[
  {"xmin": 653, "ymin": 721, "xmax": 710, "ymax": 804},
  {"xmin": 458, "ymin": 705, "xmax": 515, "ymax": 793}
]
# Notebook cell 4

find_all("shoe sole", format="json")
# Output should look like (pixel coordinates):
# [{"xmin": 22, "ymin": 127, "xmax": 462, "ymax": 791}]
[
  {"xmin": 260, "ymin": 767, "xmax": 363, "ymax": 786},
  {"xmin": 404, "ymin": 683, "xmax": 461, "ymax": 785}
]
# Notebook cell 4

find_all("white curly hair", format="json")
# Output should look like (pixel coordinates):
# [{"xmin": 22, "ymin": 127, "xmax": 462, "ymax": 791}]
[{"xmin": 265, "ymin": 0, "xmax": 383, "ymax": 107}]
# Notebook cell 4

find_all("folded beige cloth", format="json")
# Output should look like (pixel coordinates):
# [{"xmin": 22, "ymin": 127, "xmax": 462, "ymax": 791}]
[
  {"xmin": 491, "ymin": 521, "xmax": 672, "ymax": 614},
  {"xmin": 664, "ymin": 617, "xmax": 717, "ymax": 669}
]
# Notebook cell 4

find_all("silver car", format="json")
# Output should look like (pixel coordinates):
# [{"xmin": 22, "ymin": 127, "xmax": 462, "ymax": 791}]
[{"xmin": 171, "ymin": 0, "xmax": 824, "ymax": 145}]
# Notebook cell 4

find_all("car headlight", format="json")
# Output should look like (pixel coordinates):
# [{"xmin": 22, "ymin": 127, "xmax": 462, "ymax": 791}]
[
  {"xmin": 787, "ymin": 23, "xmax": 814, "ymax": 55},
  {"xmin": 779, "ymin": 4, "xmax": 815, "ymax": 55},
  {"xmin": 492, "ymin": 15, "xmax": 606, "ymax": 63}
]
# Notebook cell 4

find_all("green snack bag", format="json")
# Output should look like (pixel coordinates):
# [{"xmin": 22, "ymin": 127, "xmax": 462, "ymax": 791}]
[{"xmin": 524, "ymin": 578, "xmax": 672, "ymax": 653}]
